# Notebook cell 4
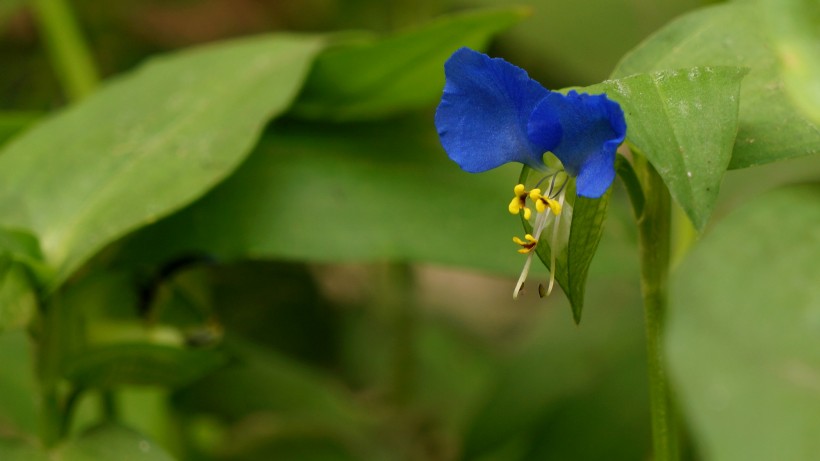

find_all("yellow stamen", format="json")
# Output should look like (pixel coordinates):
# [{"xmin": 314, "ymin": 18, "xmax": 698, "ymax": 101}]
[
  {"xmin": 509, "ymin": 184, "xmax": 532, "ymax": 220},
  {"xmin": 512, "ymin": 233, "xmax": 537, "ymax": 254},
  {"xmin": 529, "ymin": 189, "xmax": 562, "ymax": 215}
]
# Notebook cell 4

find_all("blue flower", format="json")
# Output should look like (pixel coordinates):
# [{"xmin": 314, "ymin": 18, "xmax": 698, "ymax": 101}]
[
  {"xmin": 434, "ymin": 47, "xmax": 627, "ymax": 299},
  {"xmin": 435, "ymin": 47, "xmax": 626, "ymax": 199}
]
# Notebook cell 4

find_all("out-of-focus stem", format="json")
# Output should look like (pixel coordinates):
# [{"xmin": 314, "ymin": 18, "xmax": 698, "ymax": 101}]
[{"xmin": 30, "ymin": 0, "xmax": 99, "ymax": 101}]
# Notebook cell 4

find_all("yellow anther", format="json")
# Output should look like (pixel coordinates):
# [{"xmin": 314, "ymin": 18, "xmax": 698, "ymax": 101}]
[
  {"xmin": 513, "ymin": 234, "xmax": 538, "ymax": 254},
  {"xmin": 508, "ymin": 184, "xmax": 532, "ymax": 220},
  {"xmin": 529, "ymin": 189, "xmax": 562, "ymax": 215}
]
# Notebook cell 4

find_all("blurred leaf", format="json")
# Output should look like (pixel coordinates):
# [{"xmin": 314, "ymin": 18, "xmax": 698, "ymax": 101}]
[
  {"xmin": 63, "ymin": 343, "xmax": 226, "ymax": 389},
  {"xmin": 53, "ymin": 271, "xmax": 226, "ymax": 388},
  {"xmin": 0, "ymin": 34, "xmax": 325, "ymax": 290},
  {"xmin": 57, "ymin": 424, "xmax": 175, "ymax": 461},
  {"xmin": 588, "ymin": 66, "xmax": 746, "ymax": 230},
  {"xmin": 761, "ymin": 0, "xmax": 820, "ymax": 125},
  {"xmin": 118, "ymin": 116, "xmax": 526, "ymax": 277},
  {"xmin": 0, "ymin": 112, "xmax": 40, "ymax": 147},
  {"xmin": 291, "ymin": 7, "xmax": 527, "ymax": 121},
  {"xmin": 0, "ymin": 258, "xmax": 37, "ymax": 332},
  {"xmin": 0, "ymin": 227, "xmax": 44, "ymax": 265},
  {"xmin": 462, "ymin": 278, "xmax": 648, "ymax": 459},
  {"xmin": 175, "ymin": 338, "xmax": 377, "ymax": 458},
  {"xmin": 669, "ymin": 183, "xmax": 820, "ymax": 460},
  {"xmin": 0, "ymin": 330, "xmax": 38, "ymax": 437},
  {"xmin": 613, "ymin": 2, "xmax": 820, "ymax": 170},
  {"xmin": 457, "ymin": 0, "xmax": 703, "ymax": 86},
  {"xmin": 0, "ymin": 438, "xmax": 49, "ymax": 461}
]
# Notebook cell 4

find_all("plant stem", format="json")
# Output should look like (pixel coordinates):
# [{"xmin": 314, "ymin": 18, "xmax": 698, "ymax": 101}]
[
  {"xmin": 373, "ymin": 263, "xmax": 416, "ymax": 405},
  {"xmin": 35, "ymin": 295, "xmax": 65, "ymax": 448},
  {"xmin": 634, "ymin": 154, "xmax": 679, "ymax": 461},
  {"xmin": 30, "ymin": 0, "xmax": 99, "ymax": 101}
]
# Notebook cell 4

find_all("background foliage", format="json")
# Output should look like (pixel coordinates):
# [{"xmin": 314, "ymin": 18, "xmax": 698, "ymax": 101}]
[{"xmin": 0, "ymin": 0, "xmax": 818, "ymax": 460}]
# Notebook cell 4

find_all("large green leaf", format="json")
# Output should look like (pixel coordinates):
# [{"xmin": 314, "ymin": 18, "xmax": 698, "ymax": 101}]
[
  {"xmin": 117, "ymin": 116, "xmax": 527, "ymax": 277},
  {"xmin": 290, "ymin": 7, "xmax": 526, "ymax": 121},
  {"xmin": 56, "ymin": 424, "xmax": 175, "ymax": 461},
  {"xmin": 0, "ymin": 34, "xmax": 325, "ymax": 290},
  {"xmin": 668, "ymin": 183, "xmax": 820, "ymax": 460},
  {"xmin": 613, "ymin": 2, "xmax": 820, "ymax": 170},
  {"xmin": 587, "ymin": 66, "xmax": 746, "ymax": 230},
  {"xmin": 0, "ymin": 112, "xmax": 39, "ymax": 147},
  {"xmin": 761, "ymin": 0, "xmax": 820, "ymax": 125}
]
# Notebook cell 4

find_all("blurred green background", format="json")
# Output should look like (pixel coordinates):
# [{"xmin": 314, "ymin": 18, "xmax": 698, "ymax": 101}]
[{"xmin": 3, "ymin": 1, "xmax": 816, "ymax": 460}]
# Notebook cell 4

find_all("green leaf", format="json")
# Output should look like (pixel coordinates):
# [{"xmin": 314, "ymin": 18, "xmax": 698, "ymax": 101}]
[
  {"xmin": 613, "ymin": 2, "xmax": 820, "ymax": 170},
  {"xmin": 565, "ymin": 194, "xmax": 612, "ymax": 323},
  {"xmin": 49, "ymin": 270, "xmax": 226, "ymax": 388},
  {"xmin": 668, "ymin": 183, "xmax": 820, "ymax": 460},
  {"xmin": 517, "ymin": 166, "xmax": 611, "ymax": 323},
  {"xmin": 587, "ymin": 66, "xmax": 747, "ymax": 230},
  {"xmin": 0, "ymin": 112, "xmax": 39, "ymax": 147},
  {"xmin": 175, "ymin": 338, "xmax": 375, "ymax": 456},
  {"xmin": 0, "ymin": 34, "xmax": 325, "ymax": 290},
  {"xmin": 57, "ymin": 424, "xmax": 175, "ymax": 461},
  {"xmin": 290, "ymin": 7, "xmax": 527, "ymax": 121},
  {"xmin": 0, "ymin": 438, "xmax": 49, "ymax": 461},
  {"xmin": 0, "ymin": 258, "xmax": 37, "ymax": 332},
  {"xmin": 116, "ymin": 117, "xmax": 527, "ymax": 277},
  {"xmin": 63, "ymin": 343, "xmax": 226, "ymax": 389},
  {"xmin": 761, "ymin": 0, "xmax": 820, "ymax": 126}
]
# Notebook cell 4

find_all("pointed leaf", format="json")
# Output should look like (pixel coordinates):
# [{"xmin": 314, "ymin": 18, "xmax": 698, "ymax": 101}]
[
  {"xmin": 290, "ymin": 7, "xmax": 527, "ymax": 121},
  {"xmin": 0, "ymin": 34, "xmax": 325, "ymax": 290},
  {"xmin": 587, "ymin": 66, "xmax": 746, "ymax": 230},
  {"xmin": 519, "ymin": 167, "xmax": 612, "ymax": 322},
  {"xmin": 566, "ymin": 193, "xmax": 612, "ymax": 323},
  {"xmin": 613, "ymin": 2, "xmax": 820, "ymax": 169},
  {"xmin": 669, "ymin": 183, "xmax": 820, "ymax": 460}
]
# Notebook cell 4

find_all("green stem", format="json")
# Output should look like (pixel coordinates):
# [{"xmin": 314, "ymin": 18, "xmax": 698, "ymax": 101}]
[
  {"xmin": 35, "ymin": 296, "xmax": 65, "ymax": 448},
  {"xmin": 30, "ymin": 0, "xmax": 99, "ymax": 101},
  {"xmin": 634, "ymin": 155, "xmax": 679, "ymax": 461},
  {"xmin": 373, "ymin": 264, "xmax": 416, "ymax": 405}
]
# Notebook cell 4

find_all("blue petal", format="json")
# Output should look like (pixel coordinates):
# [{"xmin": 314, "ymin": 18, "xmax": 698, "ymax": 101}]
[
  {"xmin": 435, "ymin": 48, "xmax": 551, "ymax": 173},
  {"xmin": 528, "ymin": 90, "xmax": 626, "ymax": 198}
]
